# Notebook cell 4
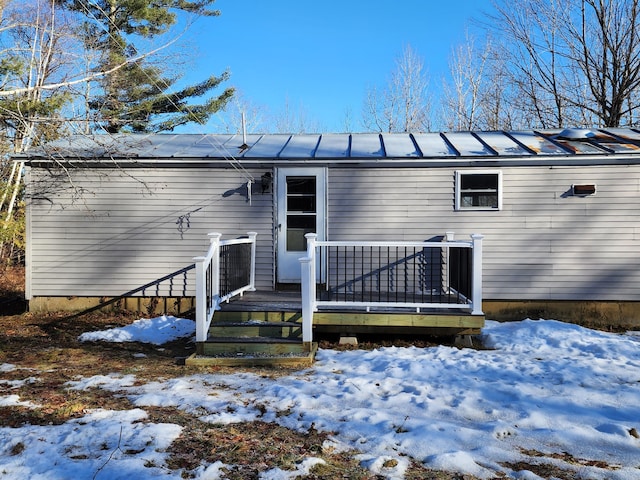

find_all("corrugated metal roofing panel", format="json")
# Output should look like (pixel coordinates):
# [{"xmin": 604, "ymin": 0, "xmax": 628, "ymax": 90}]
[
  {"xmin": 241, "ymin": 134, "xmax": 290, "ymax": 157},
  {"xmin": 588, "ymin": 130, "xmax": 640, "ymax": 154},
  {"xmin": 603, "ymin": 128, "xmax": 640, "ymax": 142},
  {"xmin": 221, "ymin": 134, "xmax": 262, "ymax": 156},
  {"xmin": 442, "ymin": 132, "xmax": 493, "ymax": 156},
  {"xmin": 136, "ymin": 134, "xmax": 187, "ymax": 157},
  {"xmin": 508, "ymin": 131, "xmax": 569, "ymax": 155},
  {"xmin": 542, "ymin": 129, "xmax": 607, "ymax": 154},
  {"xmin": 412, "ymin": 133, "xmax": 457, "ymax": 156},
  {"xmin": 52, "ymin": 134, "xmax": 156, "ymax": 158},
  {"xmin": 599, "ymin": 129, "xmax": 640, "ymax": 153},
  {"xmin": 380, "ymin": 134, "xmax": 420, "ymax": 157},
  {"xmin": 136, "ymin": 134, "xmax": 235, "ymax": 157},
  {"xmin": 181, "ymin": 135, "xmax": 234, "ymax": 157},
  {"xmin": 315, "ymin": 134, "xmax": 350, "ymax": 158},
  {"xmin": 350, "ymin": 134, "xmax": 384, "ymax": 157},
  {"xmin": 279, "ymin": 134, "xmax": 321, "ymax": 158},
  {"xmin": 476, "ymin": 131, "xmax": 533, "ymax": 156},
  {"xmin": 19, "ymin": 129, "xmax": 640, "ymax": 162}
]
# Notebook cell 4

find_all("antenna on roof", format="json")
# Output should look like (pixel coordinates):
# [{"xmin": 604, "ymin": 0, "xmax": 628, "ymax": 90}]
[{"xmin": 239, "ymin": 112, "xmax": 249, "ymax": 153}]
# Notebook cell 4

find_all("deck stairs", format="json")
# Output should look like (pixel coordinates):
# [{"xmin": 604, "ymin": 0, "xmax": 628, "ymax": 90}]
[{"xmin": 189, "ymin": 297, "xmax": 318, "ymax": 367}]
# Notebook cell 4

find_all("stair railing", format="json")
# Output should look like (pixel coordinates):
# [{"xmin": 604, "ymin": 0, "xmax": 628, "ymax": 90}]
[{"xmin": 194, "ymin": 232, "xmax": 257, "ymax": 342}]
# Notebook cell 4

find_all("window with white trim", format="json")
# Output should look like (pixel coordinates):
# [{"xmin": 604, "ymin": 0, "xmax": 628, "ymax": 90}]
[{"xmin": 455, "ymin": 171, "xmax": 502, "ymax": 210}]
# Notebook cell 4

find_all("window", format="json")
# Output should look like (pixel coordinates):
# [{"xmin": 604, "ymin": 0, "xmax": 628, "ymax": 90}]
[{"xmin": 455, "ymin": 171, "xmax": 502, "ymax": 210}]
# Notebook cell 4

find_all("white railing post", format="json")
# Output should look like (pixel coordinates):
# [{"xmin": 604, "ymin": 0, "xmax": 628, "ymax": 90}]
[
  {"xmin": 209, "ymin": 232, "xmax": 221, "ymax": 300},
  {"xmin": 247, "ymin": 231, "xmax": 257, "ymax": 291},
  {"xmin": 194, "ymin": 255, "xmax": 207, "ymax": 342},
  {"xmin": 194, "ymin": 233, "xmax": 221, "ymax": 343},
  {"xmin": 471, "ymin": 233, "xmax": 484, "ymax": 315},
  {"xmin": 300, "ymin": 233, "xmax": 317, "ymax": 346},
  {"xmin": 442, "ymin": 232, "xmax": 455, "ymax": 294}
]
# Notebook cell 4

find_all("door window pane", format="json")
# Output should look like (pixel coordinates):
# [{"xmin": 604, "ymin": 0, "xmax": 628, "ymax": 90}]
[
  {"xmin": 286, "ymin": 215, "xmax": 315, "ymax": 251},
  {"xmin": 286, "ymin": 176, "xmax": 317, "ymax": 251}
]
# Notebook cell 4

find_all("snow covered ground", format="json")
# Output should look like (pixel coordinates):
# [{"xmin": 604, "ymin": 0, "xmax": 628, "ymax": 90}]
[{"xmin": 2, "ymin": 316, "xmax": 640, "ymax": 479}]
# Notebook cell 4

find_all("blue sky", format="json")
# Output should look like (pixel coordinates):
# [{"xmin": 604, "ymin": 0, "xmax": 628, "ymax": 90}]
[{"xmin": 183, "ymin": 0, "xmax": 494, "ymax": 133}]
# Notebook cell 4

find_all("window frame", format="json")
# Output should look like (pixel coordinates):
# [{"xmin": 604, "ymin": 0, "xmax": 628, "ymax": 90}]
[{"xmin": 455, "ymin": 170, "xmax": 503, "ymax": 211}]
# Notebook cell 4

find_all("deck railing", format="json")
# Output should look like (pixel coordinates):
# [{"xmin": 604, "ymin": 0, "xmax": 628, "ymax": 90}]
[
  {"xmin": 194, "ymin": 232, "xmax": 257, "ymax": 342},
  {"xmin": 300, "ymin": 232, "xmax": 483, "ymax": 344}
]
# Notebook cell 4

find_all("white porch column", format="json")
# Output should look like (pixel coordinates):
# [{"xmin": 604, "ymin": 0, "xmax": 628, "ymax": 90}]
[{"xmin": 471, "ymin": 233, "xmax": 484, "ymax": 315}]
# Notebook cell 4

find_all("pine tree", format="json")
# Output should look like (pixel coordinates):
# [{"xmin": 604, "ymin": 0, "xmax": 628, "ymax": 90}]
[{"xmin": 62, "ymin": 0, "xmax": 234, "ymax": 133}]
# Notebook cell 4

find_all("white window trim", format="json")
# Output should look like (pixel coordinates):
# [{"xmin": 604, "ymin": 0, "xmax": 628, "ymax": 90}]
[{"xmin": 455, "ymin": 170, "xmax": 503, "ymax": 211}]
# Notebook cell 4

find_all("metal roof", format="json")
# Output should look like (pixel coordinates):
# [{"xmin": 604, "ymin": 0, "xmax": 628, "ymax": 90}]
[{"xmin": 18, "ymin": 129, "xmax": 640, "ymax": 163}]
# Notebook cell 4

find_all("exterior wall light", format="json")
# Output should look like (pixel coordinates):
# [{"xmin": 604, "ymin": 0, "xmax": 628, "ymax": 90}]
[{"xmin": 261, "ymin": 172, "xmax": 272, "ymax": 193}]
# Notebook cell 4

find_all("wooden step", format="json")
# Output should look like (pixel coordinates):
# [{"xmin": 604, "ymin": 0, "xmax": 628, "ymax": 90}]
[
  {"xmin": 209, "ymin": 320, "xmax": 302, "ymax": 339},
  {"xmin": 214, "ymin": 321, "xmax": 301, "ymax": 328},
  {"xmin": 207, "ymin": 336, "xmax": 303, "ymax": 344},
  {"xmin": 214, "ymin": 310, "xmax": 302, "ymax": 323},
  {"xmin": 201, "ymin": 336, "xmax": 305, "ymax": 356},
  {"xmin": 189, "ymin": 336, "xmax": 317, "ymax": 367}
]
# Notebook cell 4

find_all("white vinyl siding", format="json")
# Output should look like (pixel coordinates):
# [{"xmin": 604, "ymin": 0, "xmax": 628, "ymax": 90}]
[
  {"xmin": 27, "ymin": 167, "xmax": 274, "ymax": 297},
  {"xmin": 27, "ymin": 162, "xmax": 640, "ymax": 303},
  {"xmin": 328, "ymin": 165, "xmax": 640, "ymax": 301}
]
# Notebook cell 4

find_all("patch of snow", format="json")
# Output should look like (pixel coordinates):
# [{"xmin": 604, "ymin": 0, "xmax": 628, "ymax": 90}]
[
  {"xmin": 77, "ymin": 315, "xmax": 194, "ymax": 345},
  {"xmin": 0, "ymin": 363, "xmax": 17, "ymax": 372},
  {"xmin": 0, "ymin": 377, "xmax": 38, "ymax": 389},
  {"xmin": 258, "ymin": 457, "xmax": 325, "ymax": 479},
  {"xmin": 191, "ymin": 461, "xmax": 228, "ymax": 480},
  {"xmin": 0, "ymin": 395, "xmax": 38, "ymax": 408},
  {"xmin": 0, "ymin": 409, "xmax": 182, "ymax": 479}
]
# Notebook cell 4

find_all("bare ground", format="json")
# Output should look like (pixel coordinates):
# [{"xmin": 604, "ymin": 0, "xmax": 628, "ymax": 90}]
[{"xmin": 0, "ymin": 266, "xmax": 612, "ymax": 479}]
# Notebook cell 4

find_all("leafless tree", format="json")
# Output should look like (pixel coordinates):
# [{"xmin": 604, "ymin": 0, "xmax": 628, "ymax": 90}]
[
  {"xmin": 443, "ymin": 33, "xmax": 489, "ymax": 130},
  {"xmin": 272, "ymin": 96, "xmax": 321, "ymax": 134},
  {"xmin": 362, "ymin": 44, "xmax": 432, "ymax": 133},
  {"xmin": 209, "ymin": 91, "xmax": 267, "ymax": 134},
  {"xmin": 488, "ymin": 0, "xmax": 640, "ymax": 128},
  {"xmin": 442, "ymin": 32, "xmax": 521, "ymax": 131}
]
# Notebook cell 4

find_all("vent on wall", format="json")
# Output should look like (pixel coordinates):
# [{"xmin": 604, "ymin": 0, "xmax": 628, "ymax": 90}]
[{"xmin": 572, "ymin": 184, "xmax": 596, "ymax": 196}]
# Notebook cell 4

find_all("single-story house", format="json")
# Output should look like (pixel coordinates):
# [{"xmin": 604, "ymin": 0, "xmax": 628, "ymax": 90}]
[{"xmin": 17, "ymin": 128, "xmax": 640, "ymax": 331}]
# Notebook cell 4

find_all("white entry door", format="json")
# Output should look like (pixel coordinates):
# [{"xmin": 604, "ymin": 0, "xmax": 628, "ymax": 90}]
[{"xmin": 276, "ymin": 167, "xmax": 326, "ymax": 283}]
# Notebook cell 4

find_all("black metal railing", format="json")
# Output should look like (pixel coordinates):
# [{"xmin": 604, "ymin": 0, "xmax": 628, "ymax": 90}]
[
  {"xmin": 448, "ymin": 245, "xmax": 472, "ymax": 300},
  {"xmin": 317, "ymin": 242, "xmax": 472, "ymax": 306},
  {"xmin": 66, "ymin": 264, "xmax": 196, "ymax": 318},
  {"xmin": 219, "ymin": 242, "xmax": 252, "ymax": 298},
  {"xmin": 140, "ymin": 264, "xmax": 195, "ymax": 297}
]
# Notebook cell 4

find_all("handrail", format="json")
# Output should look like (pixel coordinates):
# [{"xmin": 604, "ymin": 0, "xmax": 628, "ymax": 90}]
[
  {"xmin": 64, "ymin": 264, "xmax": 195, "ymax": 319},
  {"xmin": 194, "ymin": 232, "xmax": 257, "ymax": 343},
  {"xmin": 300, "ymin": 232, "xmax": 484, "ymax": 345}
]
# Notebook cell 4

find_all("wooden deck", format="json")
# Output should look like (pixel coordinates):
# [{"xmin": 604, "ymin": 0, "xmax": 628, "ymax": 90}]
[
  {"xmin": 185, "ymin": 290, "xmax": 484, "ymax": 366},
  {"xmin": 215, "ymin": 290, "xmax": 485, "ymax": 335}
]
